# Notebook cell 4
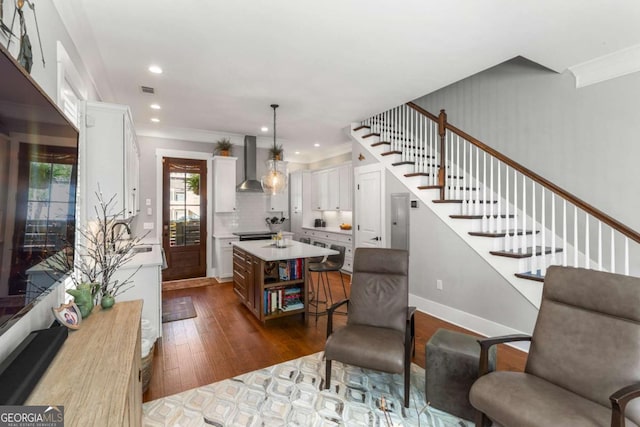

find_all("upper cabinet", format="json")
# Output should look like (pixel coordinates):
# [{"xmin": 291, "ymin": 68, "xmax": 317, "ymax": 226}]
[
  {"xmin": 214, "ymin": 156, "xmax": 237, "ymax": 212},
  {"xmin": 290, "ymin": 171, "xmax": 303, "ymax": 214},
  {"xmin": 338, "ymin": 164, "xmax": 352, "ymax": 211},
  {"xmin": 311, "ymin": 163, "xmax": 352, "ymax": 211},
  {"xmin": 267, "ymin": 192, "xmax": 288, "ymax": 215},
  {"xmin": 83, "ymin": 101, "xmax": 139, "ymax": 220}
]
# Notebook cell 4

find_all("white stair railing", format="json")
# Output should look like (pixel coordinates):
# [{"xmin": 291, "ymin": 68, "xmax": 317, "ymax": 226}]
[{"xmin": 359, "ymin": 103, "xmax": 640, "ymax": 279}]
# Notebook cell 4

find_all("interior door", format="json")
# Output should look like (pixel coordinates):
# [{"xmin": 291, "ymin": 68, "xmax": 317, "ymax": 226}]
[
  {"xmin": 162, "ymin": 157, "xmax": 207, "ymax": 281},
  {"xmin": 355, "ymin": 164, "xmax": 384, "ymax": 248}
]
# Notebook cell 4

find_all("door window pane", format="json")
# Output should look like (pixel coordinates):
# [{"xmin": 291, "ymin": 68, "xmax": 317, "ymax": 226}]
[{"xmin": 168, "ymin": 171, "xmax": 201, "ymax": 247}]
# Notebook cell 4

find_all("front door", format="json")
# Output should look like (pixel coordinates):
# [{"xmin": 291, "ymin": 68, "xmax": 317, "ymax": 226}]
[
  {"xmin": 355, "ymin": 163, "xmax": 385, "ymax": 248},
  {"xmin": 162, "ymin": 157, "xmax": 207, "ymax": 281}
]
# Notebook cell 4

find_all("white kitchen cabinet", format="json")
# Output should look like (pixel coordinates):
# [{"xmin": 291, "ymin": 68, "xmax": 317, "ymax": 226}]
[
  {"xmin": 214, "ymin": 156, "xmax": 237, "ymax": 212},
  {"xmin": 290, "ymin": 170, "xmax": 303, "ymax": 214},
  {"xmin": 215, "ymin": 236, "xmax": 239, "ymax": 280},
  {"xmin": 267, "ymin": 192, "xmax": 288, "ymax": 215},
  {"xmin": 290, "ymin": 170, "xmax": 311, "ymax": 239},
  {"xmin": 114, "ymin": 247, "xmax": 163, "ymax": 341},
  {"xmin": 83, "ymin": 101, "xmax": 140, "ymax": 220},
  {"xmin": 338, "ymin": 164, "xmax": 352, "ymax": 211},
  {"xmin": 311, "ymin": 169, "xmax": 327, "ymax": 211},
  {"xmin": 310, "ymin": 163, "xmax": 352, "ymax": 212}
]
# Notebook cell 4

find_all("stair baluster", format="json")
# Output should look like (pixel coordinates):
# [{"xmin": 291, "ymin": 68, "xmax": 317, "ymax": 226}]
[{"xmin": 352, "ymin": 102, "xmax": 640, "ymax": 296}]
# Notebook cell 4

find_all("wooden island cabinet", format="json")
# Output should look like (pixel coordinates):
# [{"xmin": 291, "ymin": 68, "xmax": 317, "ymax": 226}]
[{"xmin": 232, "ymin": 240, "xmax": 336, "ymax": 323}]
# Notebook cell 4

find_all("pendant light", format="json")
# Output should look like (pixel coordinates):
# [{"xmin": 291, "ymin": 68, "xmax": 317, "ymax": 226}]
[{"xmin": 261, "ymin": 104, "xmax": 287, "ymax": 195}]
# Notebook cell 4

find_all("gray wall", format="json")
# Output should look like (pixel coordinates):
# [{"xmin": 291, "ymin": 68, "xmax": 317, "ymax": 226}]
[
  {"xmin": 385, "ymin": 170, "xmax": 539, "ymax": 333},
  {"xmin": 413, "ymin": 57, "xmax": 640, "ymax": 233}
]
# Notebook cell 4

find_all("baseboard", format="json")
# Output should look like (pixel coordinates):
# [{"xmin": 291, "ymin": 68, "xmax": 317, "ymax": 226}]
[{"xmin": 409, "ymin": 293, "xmax": 531, "ymax": 353}]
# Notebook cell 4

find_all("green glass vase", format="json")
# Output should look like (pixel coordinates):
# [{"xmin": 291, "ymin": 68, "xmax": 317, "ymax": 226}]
[{"xmin": 101, "ymin": 294, "xmax": 115, "ymax": 309}]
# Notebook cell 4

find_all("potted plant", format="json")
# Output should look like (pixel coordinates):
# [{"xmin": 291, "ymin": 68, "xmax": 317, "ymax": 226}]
[
  {"xmin": 269, "ymin": 143, "xmax": 284, "ymax": 160},
  {"xmin": 215, "ymin": 138, "xmax": 233, "ymax": 156},
  {"xmin": 186, "ymin": 174, "xmax": 200, "ymax": 195},
  {"xmin": 45, "ymin": 190, "xmax": 148, "ymax": 314}
]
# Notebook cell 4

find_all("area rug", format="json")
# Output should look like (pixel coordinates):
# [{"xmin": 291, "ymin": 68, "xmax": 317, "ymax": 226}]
[
  {"xmin": 143, "ymin": 352, "xmax": 472, "ymax": 426},
  {"xmin": 162, "ymin": 296, "xmax": 197, "ymax": 323}
]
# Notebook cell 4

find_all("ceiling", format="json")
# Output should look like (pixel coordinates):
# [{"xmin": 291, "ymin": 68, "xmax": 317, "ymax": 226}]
[{"xmin": 54, "ymin": 0, "xmax": 640, "ymax": 163}]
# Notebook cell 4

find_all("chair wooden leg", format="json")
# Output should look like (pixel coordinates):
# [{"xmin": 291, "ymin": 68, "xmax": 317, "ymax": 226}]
[
  {"xmin": 404, "ymin": 363, "xmax": 410, "ymax": 408},
  {"xmin": 325, "ymin": 359, "xmax": 332, "ymax": 389},
  {"xmin": 475, "ymin": 411, "xmax": 491, "ymax": 427}
]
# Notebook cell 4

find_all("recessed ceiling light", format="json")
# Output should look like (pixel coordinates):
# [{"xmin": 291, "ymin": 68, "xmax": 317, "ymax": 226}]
[
  {"xmin": 148, "ymin": 65, "xmax": 163, "ymax": 74},
  {"xmin": 261, "ymin": 126, "xmax": 268, "ymax": 132},
  {"xmin": 150, "ymin": 103, "xmax": 161, "ymax": 110},
  {"xmin": 314, "ymin": 143, "xmax": 320, "ymax": 147},
  {"xmin": 151, "ymin": 118, "xmax": 160, "ymax": 123},
  {"xmin": 295, "ymin": 151, "xmax": 300, "ymax": 155}
]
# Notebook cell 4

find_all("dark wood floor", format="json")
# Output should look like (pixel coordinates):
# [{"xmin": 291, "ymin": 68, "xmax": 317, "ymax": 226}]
[{"xmin": 144, "ymin": 272, "xmax": 527, "ymax": 402}]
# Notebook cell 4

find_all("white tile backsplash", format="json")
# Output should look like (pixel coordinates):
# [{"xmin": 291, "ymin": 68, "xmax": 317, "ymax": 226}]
[
  {"xmin": 320, "ymin": 211, "xmax": 353, "ymax": 228},
  {"xmin": 214, "ymin": 193, "xmax": 288, "ymax": 234}
]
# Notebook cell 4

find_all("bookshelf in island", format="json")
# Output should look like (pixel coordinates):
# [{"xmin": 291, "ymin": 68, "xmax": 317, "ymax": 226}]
[{"xmin": 232, "ymin": 240, "xmax": 337, "ymax": 323}]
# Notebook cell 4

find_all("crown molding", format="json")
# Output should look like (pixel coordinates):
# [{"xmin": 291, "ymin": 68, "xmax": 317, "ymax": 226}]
[{"xmin": 569, "ymin": 44, "xmax": 640, "ymax": 88}]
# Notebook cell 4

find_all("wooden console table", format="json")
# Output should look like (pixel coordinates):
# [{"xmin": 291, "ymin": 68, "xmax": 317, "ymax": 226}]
[{"xmin": 26, "ymin": 300, "xmax": 143, "ymax": 427}]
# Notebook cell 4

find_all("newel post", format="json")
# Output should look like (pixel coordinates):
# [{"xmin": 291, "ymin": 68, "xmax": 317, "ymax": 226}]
[{"xmin": 438, "ymin": 109, "xmax": 447, "ymax": 200}]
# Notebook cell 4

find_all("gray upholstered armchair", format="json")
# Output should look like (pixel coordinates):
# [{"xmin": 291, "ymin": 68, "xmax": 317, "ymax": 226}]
[
  {"xmin": 324, "ymin": 248, "xmax": 415, "ymax": 407},
  {"xmin": 470, "ymin": 266, "xmax": 640, "ymax": 427}
]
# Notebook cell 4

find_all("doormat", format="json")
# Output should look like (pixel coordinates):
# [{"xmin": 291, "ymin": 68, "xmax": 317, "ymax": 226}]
[{"xmin": 162, "ymin": 296, "xmax": 197, "ymax": 323}]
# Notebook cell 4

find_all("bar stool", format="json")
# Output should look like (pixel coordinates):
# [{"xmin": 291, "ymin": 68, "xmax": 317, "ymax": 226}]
[
  {"xmin": 309, "ymin": 244, "xmax": 347, "ymax": 321},
  {"xmin": 307, "ymin": 241, "xmax": 329, "ymax": 320}
]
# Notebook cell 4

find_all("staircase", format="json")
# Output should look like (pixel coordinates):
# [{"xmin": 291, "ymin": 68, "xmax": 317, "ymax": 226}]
[{"xmin": 351, "ymin": 103, "xmax": 640, "ymax": 308}]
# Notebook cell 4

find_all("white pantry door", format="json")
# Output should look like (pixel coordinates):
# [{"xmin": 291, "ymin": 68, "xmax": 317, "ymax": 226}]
[{"xmin": 355, "ymin": 163, "xmax": 385, "ymax": 248}]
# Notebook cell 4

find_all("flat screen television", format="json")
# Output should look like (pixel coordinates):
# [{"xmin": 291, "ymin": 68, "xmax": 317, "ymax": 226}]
[{"xmin": 0, "ymin": 44, "xmax": 79, "ymax": 336}]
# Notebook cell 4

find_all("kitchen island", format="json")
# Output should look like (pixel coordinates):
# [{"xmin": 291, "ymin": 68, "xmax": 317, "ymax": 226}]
[{"xmin": 232, "ymin": 240, "xmax": 337, "ymax": 323}]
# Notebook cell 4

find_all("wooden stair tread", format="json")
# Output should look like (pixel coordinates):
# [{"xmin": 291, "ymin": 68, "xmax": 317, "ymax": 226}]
[
  {"xmin": 469, "ymin": 229, "xmax": 540, "ymax": 238},
  {"xmin": 515, "ymin": 271, "xmax": 545, "ymax": 282},
  {"xmin": 370, "ymin": 141, "xmax": 391, "ymax": 147},
  {"xmin": 490, "ymin": 246, "xmax": 563, "ymax": 259},
  {"xmin": 433, "ymin": 199, "xmax": 497, "ymax": 204},
  {"xmin": 450, "ymin": 214, "xmax": 515, "ymax": 219},
  {"xmin": 418, "ymin": 185, "xmax": 442, "ymax": 190},
  {"xmin": 362, "ymin": 133, "xmax": 380, "ymax": 138},
  {"xmin": 354, "ymin": 125, "xmax": 370, "ymax": 132},
  {"xmin": 381, "ymin": 150, "xmax": 402, "ymax": 156},
  {"xmin": 392, "ymin": 161, "xmax": 415, "ymax": 166}
]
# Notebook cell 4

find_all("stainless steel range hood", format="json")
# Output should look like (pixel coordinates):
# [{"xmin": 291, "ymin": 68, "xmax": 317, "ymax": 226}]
[{"xmin": 236, "ymin": 135, "xmax": 264, "ymax": 192}]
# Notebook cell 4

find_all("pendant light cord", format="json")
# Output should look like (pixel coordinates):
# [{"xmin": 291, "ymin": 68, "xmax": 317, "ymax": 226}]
[{"xmin": 271, "ymin": 103, "xmax": 278, "ymax": 159}]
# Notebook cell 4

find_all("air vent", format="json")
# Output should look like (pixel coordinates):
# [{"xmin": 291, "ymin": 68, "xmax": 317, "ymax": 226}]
[{"xmin": 140, "ymin": 86, "xmax": 155, "ymax": 94}]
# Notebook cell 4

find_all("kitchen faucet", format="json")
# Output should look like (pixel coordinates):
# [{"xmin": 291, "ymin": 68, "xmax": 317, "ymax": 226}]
[{"xmin": 110, "ymin": 220, "xmax": 132, "ymax": 251}]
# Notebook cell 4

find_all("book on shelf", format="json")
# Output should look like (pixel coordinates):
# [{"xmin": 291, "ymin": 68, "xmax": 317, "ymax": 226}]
[
  {"xmin": 264, "ymin": 286, "xmax": 303, "ymax": 315},
  {"xmin": 278, "ymin": 258, "xmax": 304, "ymax": 282}
]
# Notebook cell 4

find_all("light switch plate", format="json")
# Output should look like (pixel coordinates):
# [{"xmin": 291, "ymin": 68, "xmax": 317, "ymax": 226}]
[
  {"xmin": 145, "ymin": 198, "xmax": 151, "ymax": 206},
  {"xmin": 143, "ymin": 222, "xmax": 154, "ymax": 230},
  {"xmin": 147, "ymin": 207, "xmax": 152, "ymax": 215}
]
